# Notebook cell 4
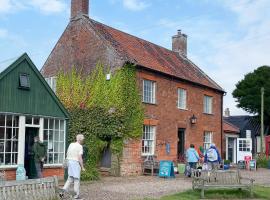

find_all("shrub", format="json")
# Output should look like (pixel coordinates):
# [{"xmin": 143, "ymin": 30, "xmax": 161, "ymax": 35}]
[{"xmin": 255, "ymin": 154, "xmax": 270, "ymax": 168}]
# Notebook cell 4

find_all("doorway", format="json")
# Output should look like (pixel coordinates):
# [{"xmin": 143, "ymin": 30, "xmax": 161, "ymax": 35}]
[
  {"xmin": 24, "ymin": 127, "xmax": 39, "ymax": 179},
  {"xmin": 178, "ymin": 128, "xmax": 185, "ymax": 162},
  {"xmin": 227, "ymin": 137, "xmax": 235, "ymax": 163}
]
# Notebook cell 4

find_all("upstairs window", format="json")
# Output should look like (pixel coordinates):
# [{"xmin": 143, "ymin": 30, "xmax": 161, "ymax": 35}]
[
  {"xmin": 204, "ymin": 95, "xmax": 213, "ymax": 114},
  {"xmin": 177, "ymin": 88, "xmax": 187, "ymax": 109},
  {"xmin": 19, "ymin": 73, "xmax": 30, "ymax": 89},
  {"xmin": 143, "ymin": 79, "xmax": 156, "ymax": 104},
  {"xmin": 45, "ymin": 77, "xmax": 57, "ymax": 93}
]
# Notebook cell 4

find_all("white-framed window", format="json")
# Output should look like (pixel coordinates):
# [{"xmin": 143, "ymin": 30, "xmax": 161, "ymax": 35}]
[
  {"xmin": 45, "ymin": 77, "xmax": 57, "ymax": 93},
  {"xmin": 203, "ymin": 95, "xmax": 213, "ymax": 114},
  {"xmin": 43, "ymin": 118, "xmax": 65, "ymax": 165},
  {"xmin": 239, "ymin": 139, "xmax": 251, "ymax": 152},
  {"xmin": 203, "ymin": 131, "xmax": 213, "ymax": 150},
  {"xmin": 142, "ymin": 125, "xmax": 156, "ymax": 156},
  {"xmin": 0, "ymin": 114, "xmax": 19, "ymax": 166},
  {"xmin": 177, "ymin": 88, "xmax": 187, "ymax": 109},
  {"xmin": 143, "ymin": 79, "xmax": 156, "ymax": 104}
]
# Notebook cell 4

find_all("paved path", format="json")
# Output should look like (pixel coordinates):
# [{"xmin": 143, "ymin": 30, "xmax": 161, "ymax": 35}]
[{"xmin": 74, "ymin": 168, "xmax": 270, "ymax": 200}]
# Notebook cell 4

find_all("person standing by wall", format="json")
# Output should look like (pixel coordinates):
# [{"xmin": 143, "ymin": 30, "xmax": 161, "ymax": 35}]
[
  {"xmin": 204, "ymin": 143, "xmax": 221, "ymax": 170},
  {"xmin": 32, "ymin": 136, "xmax": 47, "ymax": 178},
  {"xmin": 185, "ymin": 144, "xmax": 200, "ymax": 177},
  {"xmin": 62, "ymin": 134, "xmax": 85, "ymax": 199}
]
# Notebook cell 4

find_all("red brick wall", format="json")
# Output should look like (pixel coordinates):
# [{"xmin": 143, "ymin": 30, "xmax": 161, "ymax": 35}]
[{"xmin": 3, "ymin": 167, "xmax": 64, "ymax": 181}]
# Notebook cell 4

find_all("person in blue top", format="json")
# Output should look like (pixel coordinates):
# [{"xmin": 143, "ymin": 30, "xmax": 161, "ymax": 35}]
[
  {"xmin": 204, "ymin": 143, "xmax": 221, "ymax": 170},
  {"xmin": 186, "ymin": 144, "xmax": 200, "ymax": 170}
]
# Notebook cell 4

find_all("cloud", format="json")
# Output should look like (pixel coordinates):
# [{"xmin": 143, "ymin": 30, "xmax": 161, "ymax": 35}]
[
  {"xmin": 0, "ymin": 0, "xmax": 66, "ymax": 15},
  {"xmin": 28, "ymin": 0, "xmax": 67, "ymax": 14},
  {"xmin": 122, "ymin": 0, "xmax": 150, "ymax": 11},
  {"xmin": 0, "ymin": 28, "xmax": 8, "ymax": 38}
]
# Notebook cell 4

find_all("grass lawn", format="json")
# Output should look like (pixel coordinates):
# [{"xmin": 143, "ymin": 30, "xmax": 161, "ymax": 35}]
[{"xmin": 148, "ymin": 186, "xmax": 270, "ymax": 200}]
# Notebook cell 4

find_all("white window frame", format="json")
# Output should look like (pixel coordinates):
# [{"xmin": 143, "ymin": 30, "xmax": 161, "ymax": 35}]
[
  {"xmin": 177, "ymin": 88, "xmax": 187, "ymax": 110},
  {"xmin": 143, "ymin": 79, "xmax": 156, "ymax": 104},
  {"xmin": 43, "ymin": 118, "xmax": 66, "ymax": 166},
  {"xmin": 0, "ymin": 114, "xmax": 19, "ymax": 168},
  {"xmin": 203, "ymin": 95, "xmax": 213, "ymax": 114},
  {"xmin": 142, "ymin": 125, "xmax": 156, "ymax": 156},
  {"xmin": 45, "ymin": 77, "xmax": 57, "ymax": 93},
  {"xmin": 203, "ymin": 131, "xmax": 213, "ymax": 150}
]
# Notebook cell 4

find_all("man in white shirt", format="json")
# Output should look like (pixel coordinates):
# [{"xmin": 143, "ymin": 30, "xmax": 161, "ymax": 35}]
[{"xmin": 62, "ymin": 134, "xmax": 85, "ymax": 199}]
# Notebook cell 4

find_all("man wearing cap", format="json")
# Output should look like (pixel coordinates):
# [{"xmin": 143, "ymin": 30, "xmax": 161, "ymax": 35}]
[{"xmin": 204, "ymin": 143, "xmax": 221, "ymax": 170}]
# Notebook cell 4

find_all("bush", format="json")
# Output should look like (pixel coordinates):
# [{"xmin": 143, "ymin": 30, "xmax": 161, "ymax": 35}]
[{"xmin": 256, "ymin": 154, "xmax": 270, "ymax": 168}]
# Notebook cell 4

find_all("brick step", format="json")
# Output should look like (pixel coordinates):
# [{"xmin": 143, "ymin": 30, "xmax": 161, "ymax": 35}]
[{"xmin": 99, "ymin": 167, "xmax": 111, "ymax": 176}]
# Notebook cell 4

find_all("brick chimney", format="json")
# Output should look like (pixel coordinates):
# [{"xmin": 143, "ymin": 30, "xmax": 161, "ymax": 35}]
[
  {"xmin": 71, "ymin": 0, "xmax": 89, "ymax": 19},
  {"xmin": 172, "ymin": 30, "xmax": 187, "ymax": 57}
]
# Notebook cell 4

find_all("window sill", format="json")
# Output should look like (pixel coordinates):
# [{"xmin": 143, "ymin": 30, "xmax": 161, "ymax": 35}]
[
  {"xmin": 178, "ymin": 107, "xmax": 188, "ymax": 111},
  {"xmin": 44, "ymin": 164, "xmax": 63, "ymax": 168},
  {"xmin": 142, "ymin": 102, "xmax": 157, "ymax": 106},
  {"xmin": 0, "ymin": 165, "xmax": 18, "ymax": 170},
  {"xmin": 203, "ymin": 112, "xmax": 214, "ymax": 116}
]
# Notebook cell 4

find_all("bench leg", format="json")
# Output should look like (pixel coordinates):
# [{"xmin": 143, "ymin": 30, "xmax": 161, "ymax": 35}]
[{"xmin": 201, "ymin": 188, "xmax": 205, "ymax": 199}]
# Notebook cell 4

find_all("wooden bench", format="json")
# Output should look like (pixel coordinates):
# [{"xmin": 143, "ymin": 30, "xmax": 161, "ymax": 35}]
[
  {"xmin": 192, "ymin": 170, "xmax": 254, "ymax": 199},
  {"xmin": 0, "ymin": 176, "xmax": 60, "ymax": 200}
]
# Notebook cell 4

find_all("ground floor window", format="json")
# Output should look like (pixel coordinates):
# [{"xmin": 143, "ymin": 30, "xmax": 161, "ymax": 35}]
[
  {"xmin": 43, "ymin": 118, "xmax": 65, "ymax": 165},
  {"xmin": 142, "ymin": 125, "xmax": 156, "ymax": 156},
  {"xmin": 0, "ymin": 114, "xmax": 19, "ymax": 166},
  {"xmin": 203, "ymin": 131, "xmax": 213, "ymax": 150}
]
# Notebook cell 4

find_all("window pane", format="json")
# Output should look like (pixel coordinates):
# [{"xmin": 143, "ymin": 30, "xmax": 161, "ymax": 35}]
[
  {"xmin": 59, "ymin": 131, "xmax": 64, "ymax": 142},
  {"xmin": 0, "ymin": 153, "xmax": 4, "ymax": 165},
  {"xmin": 6, "ymin": 116, "xmax": 12, "ymax": 127},
  {"xmin": 0, "ymin": 141, "xmax": 4, "ymax": 152},
  {"xmin": 0, "ymin": 115, "xmax": 5, "ymax": 126},
  {"xmin": 19, "ymin": 74, "xmax": 30, "ymax": 88},
  {"xmin": 33, "ymin": 117, "xmax": 39, "ymax": 125},
  {"xmin": 12, "ymin": 141, "xmax": 18, "ymax": 152},
  {"xmin": 5, "ymin": 153, "xmax": 11, "ymax": 165},
  {"xmin": 13, "ymin": 116, "xmax": 19, "ymax": 127},
  {"xmin": 0, "ymin": 127, "xmax": 4, "ymax": 139},
  {"xmin": 5, "ymin": 141, "xmax": 12, "ymax": 152},
  {"xmin": 55, "ymin": 130, "xmax": 60, "ymax": 142},
  {"xmin": 13, "ymin": 128, "xmax": 18, "ymax": 140},
  {"xmin": 55, "ymin": 120, "xmax": 59, "ymax": 130},
  {"xmin": 59, "ymin": 142, "xmax": 64, "ymax": 152},
  {"xmin": 44, "ymin": 130, "xmax": 48, "ymax": 140},
  {"xmin": 12, "ymin": 153, "xmax": 17, "ymax": 165},
  {"xmin": 48, "ymin": 153, "xmax": 53, "ymax": 164},
  {"xmin": 26, "ymin": 117, "xmax": 32, "ymax": 125},
  {"xmin": 54, "ymin": 154, "xmax": 59, "ymax": 163},
  {"xmin": 6, "ymin": 128, "xmax": 12, "ymax": 139},
  {"xmin": 44, "ymin": 119, "xmax": 49, "ymax": 129},
  {"xmin": 49, "ymin": 119, "xmax": 54, "ymax": 129},
  {"xmin": 59, "ymin": 153, "xmax": 64, "ymax": 163},
  {"xmin": 60, "ymin": 120, "xmax": 65, "ymax": 131}
]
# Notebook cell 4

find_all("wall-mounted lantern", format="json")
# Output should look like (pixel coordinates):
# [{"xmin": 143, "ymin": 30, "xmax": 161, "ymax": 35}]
[{"xmin": 190, "ymin": 114, "xmax": 197, "ymax": 124}]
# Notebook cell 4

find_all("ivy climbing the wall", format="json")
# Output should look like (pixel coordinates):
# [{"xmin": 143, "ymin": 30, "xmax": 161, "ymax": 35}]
[{"xmin": 56, "ymin": 63, "xmax": 144, "ymax": 180}]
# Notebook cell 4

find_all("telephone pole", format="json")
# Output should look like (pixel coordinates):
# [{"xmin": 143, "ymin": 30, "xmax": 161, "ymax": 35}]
[{"xmin": 261, "ymin": 87, "xmax": 265, "ymax": 154}]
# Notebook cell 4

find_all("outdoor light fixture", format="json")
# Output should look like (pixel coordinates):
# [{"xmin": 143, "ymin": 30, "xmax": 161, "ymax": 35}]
[{"xmin": 190, "ymin": 114, "xmax": 197, "ymax": 124}]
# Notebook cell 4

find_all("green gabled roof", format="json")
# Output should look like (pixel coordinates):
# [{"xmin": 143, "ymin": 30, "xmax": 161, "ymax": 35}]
[{"xmin": 0, "ymin": 53, "xmax": 69, "ymax": 119}]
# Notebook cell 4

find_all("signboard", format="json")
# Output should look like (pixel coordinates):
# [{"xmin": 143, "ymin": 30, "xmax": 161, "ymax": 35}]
[{"xmin": 159, "ymin": 160, "xmax": 175, "ymax": 178}]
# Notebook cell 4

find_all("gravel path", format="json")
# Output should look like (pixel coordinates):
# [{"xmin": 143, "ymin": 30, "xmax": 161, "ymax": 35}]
[{"xmin": 69, "ymin": 168, "xmax": 270, "ymax": 200}]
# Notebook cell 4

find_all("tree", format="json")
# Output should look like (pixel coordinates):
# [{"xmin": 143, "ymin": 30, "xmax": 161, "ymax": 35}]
[{"xmin": 232, "ymin": 66, "xmax": 270, "ymax": 122}]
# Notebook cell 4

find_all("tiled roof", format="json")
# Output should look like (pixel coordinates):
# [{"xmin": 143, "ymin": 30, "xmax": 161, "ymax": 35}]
[
  {"xmin": 223, "ymin": 120, "xmax": 240, "ymax": 133},
  {"xmin": 89, "ymin": 19, "xmax": 224, "ymax": 92}
]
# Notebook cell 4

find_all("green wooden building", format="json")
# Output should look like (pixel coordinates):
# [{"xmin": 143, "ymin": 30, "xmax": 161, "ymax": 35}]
[{"xmin": 0, "ymin": 53, "xmax": 69, "ymax": 180}]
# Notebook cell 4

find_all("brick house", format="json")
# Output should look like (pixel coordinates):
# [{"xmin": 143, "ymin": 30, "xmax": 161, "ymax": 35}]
[{"xmin": 41, "ymin": 0, "xmax": 225, "ymax": 175}]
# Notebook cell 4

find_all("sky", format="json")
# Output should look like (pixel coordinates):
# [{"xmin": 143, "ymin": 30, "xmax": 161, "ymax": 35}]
[{"xmin": 0, "ymin": 0, "xmax": 270, "ymax": 116}]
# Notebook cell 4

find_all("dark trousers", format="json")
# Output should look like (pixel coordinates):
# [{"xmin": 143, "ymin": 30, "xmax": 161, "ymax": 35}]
[{"xmin": 188, "ymin": 162, "xmax": 197, "ymax": 169}]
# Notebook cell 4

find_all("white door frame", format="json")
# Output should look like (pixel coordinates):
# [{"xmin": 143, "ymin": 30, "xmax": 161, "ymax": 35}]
[{"xmin": 225, "ymin": 134, "xmax": 238, "ymax": 163}]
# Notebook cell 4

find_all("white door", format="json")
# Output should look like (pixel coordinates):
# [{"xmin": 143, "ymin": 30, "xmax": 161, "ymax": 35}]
[{"xmin": 237, "ymin": 138, "xmax": 252, "ymax": 162}]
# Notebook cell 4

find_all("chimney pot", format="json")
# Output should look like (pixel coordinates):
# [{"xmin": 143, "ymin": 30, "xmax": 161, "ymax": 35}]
[
  {"xmin": 71, "ymin": 0, "xmax": 89, "ymax": 19},
  {"xmin": 172, "ymin": 30, "xmax": 187, "ymax": 57},
  {"xmin": 224, "ymin": 108, "xmax": 230, "ymax": 117}
]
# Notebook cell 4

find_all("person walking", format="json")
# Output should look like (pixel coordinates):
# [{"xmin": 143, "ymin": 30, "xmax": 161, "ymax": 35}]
[
  {"xmin": 32, "ymin": 135, "xmax": 47, "ymax": 178},
  {"xmin": 204, "ymin": 143, "xmax": 221, "ymax": 170},
  {"xmin": 62, "ymin": 134, "xmax": 85, "ymax": 199},
  {"xmin": 185, "ymin": 144, "xmax": 200, "ymax": 177}
]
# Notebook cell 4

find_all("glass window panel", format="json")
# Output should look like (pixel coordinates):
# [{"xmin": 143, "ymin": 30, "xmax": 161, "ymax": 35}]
[
  {"xmin": 12, "ymin": 153, "xmax": 17, "ymax": 165},
  {"xmin": 44, "ymin": 119, "xmax": 48, "ymax": 129},
  {"xmin": 54, "ymin": 130, "xmax": 60, "ymax": 142},
  {"xmin": 53, "ymin": 142, "xmax": 59, "ymax": 153},
  {"xmin": 49, "ymin": 119, "xmax": 54, "ymax": 129},
  {"xmin": 6, "ymin": 128, "xmax": 12, "ymax": 139},
  {"xmin": 13, "ymin": 128, "xmax": 18, "ymax": 140},
  {"xmin": 5, "ymin": 153, "xmax": 11, "ymax": 165},
  {"xmin": 12, "ymin": 141, "xmax": 18, "ymax": 152},
  {"xmin": 59, "ymin": 153, "xmax": 64, "ymax": 163},
  {"xmin": 5, "ymin": 141, "xmax": 12, "ymax": 152},
  {"xmin": 0, "ymin": 141, "xmax": 4, "ymax": 152},
  {"xmin": 55, "ymin": 120, "xmax": 59, "ymax": 130},
  {"xmin": 13, "ymin": 116, "xmax": 19, "ymax": 127},
  {"xmin": 0, "ymin": 153, "xmax": 4, "ymax": 165},
  {"xmin": 26, "ymin": 117, "xmax": 32, "ymax": 125},
  {"xmin": 48, "ymin": 153, "xmax": 53, "ymax": 164},
  {"xmin": 19, "ymin": 74, "xmax": 30, "ymax": 88},
  {"xmin": 0, "ymin": 115, "xmax": 5, "ymax": 126},
  {"xmin": 60, "ymin": 120, "xmax": 65, "ymax": 131},
  {"xmin": 0, "ymin": 127, "xmax": 4, "ymax": 139},
  {"xmin": 59, "ymin": 131, "xmax": 64, "ymax": 142},
  {"xmin": 59, "ymin": 142, "xmax": 64, "ymax": 152},
  {"xmin": 53, "ymin": 154, "xmax": 59, "ymax": 163},
  {"xmin": 33, "ymin": 118, "xmax": 39, "ymax": 125},
  {"xmin": 44, "ymin": 130, "xmax": 48, "ymax": 141},
  {"xmin": 6, "ymin": 115, "xmax": 12, "ymax": 127}
]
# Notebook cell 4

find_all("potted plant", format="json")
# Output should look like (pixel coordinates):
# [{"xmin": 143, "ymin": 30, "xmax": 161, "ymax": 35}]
[{"xmin": 223, "ymin": 160, "xmax": 231, "ymax": 170}]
